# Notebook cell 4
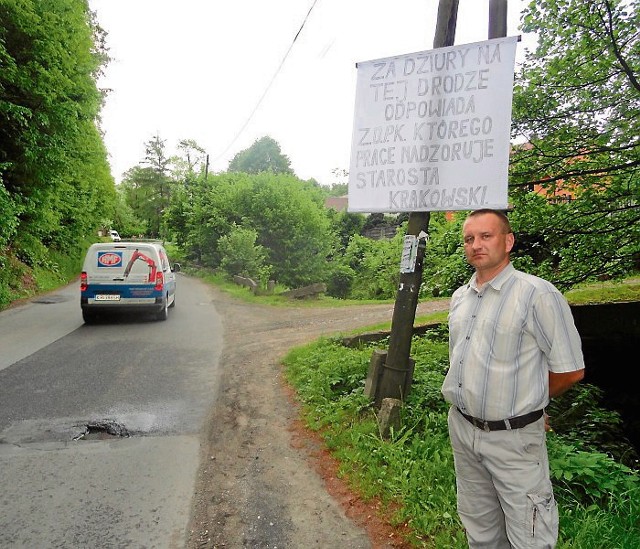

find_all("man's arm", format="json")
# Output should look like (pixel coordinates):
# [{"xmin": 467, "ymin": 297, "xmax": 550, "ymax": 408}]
[
  {"xmin": 546, "ymin": 370, "xmax": 585, "ymax": 431},
  {"xmin": 549, "ymin": 369, "xmax": 585, "ymax": 398}
]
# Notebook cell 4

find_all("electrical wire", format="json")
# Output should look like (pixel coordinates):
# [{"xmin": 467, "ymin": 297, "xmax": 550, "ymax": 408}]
[{"xmin": 211, "ymin": 0, "xmax": 320, "ymax": 165}]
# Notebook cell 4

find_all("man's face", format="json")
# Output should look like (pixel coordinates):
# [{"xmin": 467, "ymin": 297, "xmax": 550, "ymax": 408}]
[{"xmin": 462, "ymin": 213, "xmax": 514, "ymax": 275}]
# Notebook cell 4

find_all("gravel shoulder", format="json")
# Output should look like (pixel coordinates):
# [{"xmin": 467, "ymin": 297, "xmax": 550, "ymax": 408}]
[{"xmin": 185, "ymin": 286, "xmax": 449, "ymax": 549}]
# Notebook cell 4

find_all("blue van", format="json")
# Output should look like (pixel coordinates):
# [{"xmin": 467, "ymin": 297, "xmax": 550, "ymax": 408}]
[{"xmin": 80, "ymin": 241, "xmax": 180, "ymax": 323}]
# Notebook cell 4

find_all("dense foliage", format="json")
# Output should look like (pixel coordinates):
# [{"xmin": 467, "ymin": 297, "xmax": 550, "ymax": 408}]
[
  {"xmin": 507, "ymin": 0, "xmax": 639, "ymax": 290},
  {"xmin": 228, "ymin": 135, "xmax": 294, "ymax": 175},
  {"xmin": 166, "ymin": 172, "xmax": 336, "ymax": 288},
  {"xmin": 119, "ymin": 135, "xmax": 175, "ymax": 238},
  {"xmin": 0, "ymin": 0, "xmax": 116, "ymax": 306}
]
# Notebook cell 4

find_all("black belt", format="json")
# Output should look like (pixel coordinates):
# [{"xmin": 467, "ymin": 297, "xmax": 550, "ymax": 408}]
[{"xmin": 457, "ymin": 407, "xmax": 543, "ymax": 432}]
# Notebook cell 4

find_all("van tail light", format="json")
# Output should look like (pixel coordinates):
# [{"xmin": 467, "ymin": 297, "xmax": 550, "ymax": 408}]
[
  {"xmin": 80, "ymin": 272, "xmax": 88, "ymax": 292},
  {"xmin": 155, "ymin": 272, "xmax": 164, "ymax": 291}
]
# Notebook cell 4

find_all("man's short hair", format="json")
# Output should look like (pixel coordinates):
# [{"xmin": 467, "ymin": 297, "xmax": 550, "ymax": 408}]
[{"xmin": 467, "ymin": 208, "xmax": 512, "ymax": 234}]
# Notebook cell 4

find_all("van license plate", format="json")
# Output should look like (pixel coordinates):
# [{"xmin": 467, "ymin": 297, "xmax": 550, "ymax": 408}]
[{"xmin": 95, "ymin": 294, "xmax": 120, "ymax": 301}]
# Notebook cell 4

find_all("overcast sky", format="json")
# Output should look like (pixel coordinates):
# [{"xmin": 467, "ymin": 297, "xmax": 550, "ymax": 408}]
[{"xmin": 88, "ymin": 0, "xmax": 534, "ymax": 186}]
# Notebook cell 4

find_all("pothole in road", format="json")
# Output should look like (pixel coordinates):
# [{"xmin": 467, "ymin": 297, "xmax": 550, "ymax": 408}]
[
  {"xmin": 73, "ymin": 420, "xmax": 131, "ymax": 441},
  {"xmin": 32, "ymin": 295, "xmax": 69, "ymax": 304}
]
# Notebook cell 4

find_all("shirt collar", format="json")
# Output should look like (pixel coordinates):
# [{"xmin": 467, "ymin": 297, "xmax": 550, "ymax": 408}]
[{"xmin": 469, "ymin": 263, "xmax": 514, "ymax": 292}]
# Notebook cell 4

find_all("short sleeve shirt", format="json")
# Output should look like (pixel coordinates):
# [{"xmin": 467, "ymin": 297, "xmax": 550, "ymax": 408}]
[{"xmin": 441, "ymin": 263, "xmax": 585, "ymax": 421}]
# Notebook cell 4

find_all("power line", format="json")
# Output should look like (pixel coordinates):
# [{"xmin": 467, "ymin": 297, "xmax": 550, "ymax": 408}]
[{"xmin": 211, "ymin": 0, "xmax": 320, "ymax": 166}]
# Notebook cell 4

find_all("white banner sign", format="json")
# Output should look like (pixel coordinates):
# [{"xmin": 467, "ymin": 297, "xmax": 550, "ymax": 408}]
[{"xmin": 348, "ymin": 36, "xmax": 518, "ymax": 213}]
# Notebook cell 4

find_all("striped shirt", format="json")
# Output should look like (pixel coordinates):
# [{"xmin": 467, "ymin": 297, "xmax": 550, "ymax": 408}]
[{"xmin": 441, "ymin": 263, "xmax": 585, "ymax": 421}]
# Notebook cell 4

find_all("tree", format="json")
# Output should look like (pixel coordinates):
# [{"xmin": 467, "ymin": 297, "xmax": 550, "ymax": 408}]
[
  {"xmin": 121, "ymin": 134, "xmax": 174, "ymax": 237},
  {"xmin": 228, "ymin": 136, "xmax": 294, "ymax": 175},
  {"xmin": 218, "ymin": 224, "xmax": 270, "ymax": 282},
  {"xmin": 171, "ymin": 138, "xmax": 207, "ymax": 183},
  {"xmin": 420, "ymin": 212, "xmax": 472, "ymax": 298},
  {"xmin": 328, "ymin": 209, "xmax": 366, "ymax": 253},
  {"xmin": 165, "ymin": 172, "xmax": 335, "ymax": 288},
  {"xmin": 175, "ymin": 173, "xmax": 250, "ymax": 266},
  {"xmin": 342, "ymin": 232, "xmax": 405, "ymax": 300},
  {"xmin": 509, "ymin": 0, "xmax": 639, "ymax": 288},
  {"xmin": 327, "ymin": 182, "xmax": 348, "ymax": 197},
  {"xmin": 0, "ymin": 0, "xmax": 115, "ymax": 263},
  {"xmin": 242, "ymin": 174, "xmax": 333, "ymax": 287},
  {"xmin": 164, "ymin": 184, "xmax": 191, "ymax": 248},
  {"xmin": 110, "ymin": 186, "xmax": 144, "ymax": 237}
]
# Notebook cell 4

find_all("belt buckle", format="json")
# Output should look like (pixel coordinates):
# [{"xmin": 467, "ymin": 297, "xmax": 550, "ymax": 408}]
[{"xmin": 482, "ymin": 420, "xmax": 490, "ymax": 432}]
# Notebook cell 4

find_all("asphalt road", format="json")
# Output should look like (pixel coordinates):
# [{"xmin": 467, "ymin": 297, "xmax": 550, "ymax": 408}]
[{"xmin": 0, "ymin": 275, "xmax": 223, "ymax": 548}]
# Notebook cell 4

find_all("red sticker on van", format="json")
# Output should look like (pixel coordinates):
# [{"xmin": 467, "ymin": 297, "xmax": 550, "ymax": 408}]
[{"xmin": 97, "ymin": 251, "xmax": 123, "ymax": 267}]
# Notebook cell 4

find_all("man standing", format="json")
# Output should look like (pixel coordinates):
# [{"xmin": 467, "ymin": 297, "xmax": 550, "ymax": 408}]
[{"xmin": 441, "ymin": 208, "xmax": 585, "ymax": 548}]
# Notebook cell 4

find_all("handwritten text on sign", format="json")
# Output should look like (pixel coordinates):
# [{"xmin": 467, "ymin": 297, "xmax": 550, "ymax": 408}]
[{"xmin": 348, "ymin": 36, "xmax": 518, "ymax": 213}]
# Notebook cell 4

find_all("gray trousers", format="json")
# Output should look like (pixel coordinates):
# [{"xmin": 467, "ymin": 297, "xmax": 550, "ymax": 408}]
[{"xmin": 447, "ymin": 406, "xmax": 558, "ymax": 548}]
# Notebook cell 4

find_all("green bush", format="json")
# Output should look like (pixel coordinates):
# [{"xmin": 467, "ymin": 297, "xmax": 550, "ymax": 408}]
[
  {"xmin": 0, "ymin": 181, "xmax": 20, "ymax": 249},
  {"xmin": 325, "ymin": 263, "xmax": 356, "ymax": 299},
  {"xmin": 218, "ymin": 224, "xmax": 270, "ymax": 283}
]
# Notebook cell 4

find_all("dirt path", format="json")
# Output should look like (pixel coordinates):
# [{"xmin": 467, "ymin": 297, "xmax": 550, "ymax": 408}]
[{"xmin": 185, "ymin": 287, "xmax": 449, "ymax": 549}]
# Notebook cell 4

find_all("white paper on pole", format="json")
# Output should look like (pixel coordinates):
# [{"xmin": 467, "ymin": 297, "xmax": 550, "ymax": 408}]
[{"xmin": 348, "ymin": 36, "xmax": 518, "ymax": 213}]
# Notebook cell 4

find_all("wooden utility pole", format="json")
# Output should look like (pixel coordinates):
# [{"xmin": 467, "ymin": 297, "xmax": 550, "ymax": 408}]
[
  {"xmin": 488, "ymin": 0, "xmax": 508, "ymax": 39},
  {"xmin": 373, "ymin": 0, "xmax": 460, "ymax": 408},
  {"xmin": 372, "ymin": 0, "xmax": 509, "ymax": 409}
]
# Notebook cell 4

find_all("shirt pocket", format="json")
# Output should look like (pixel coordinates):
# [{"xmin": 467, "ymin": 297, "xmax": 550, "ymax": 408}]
[{"xmin": 474, "ymin": 310, "xmax": 529, "ymax": 364}]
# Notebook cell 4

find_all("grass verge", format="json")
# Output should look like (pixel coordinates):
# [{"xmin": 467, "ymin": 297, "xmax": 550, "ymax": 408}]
[{"xmin": 283, "ymin": 320, "xmax": 640, "ymax": 548}]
